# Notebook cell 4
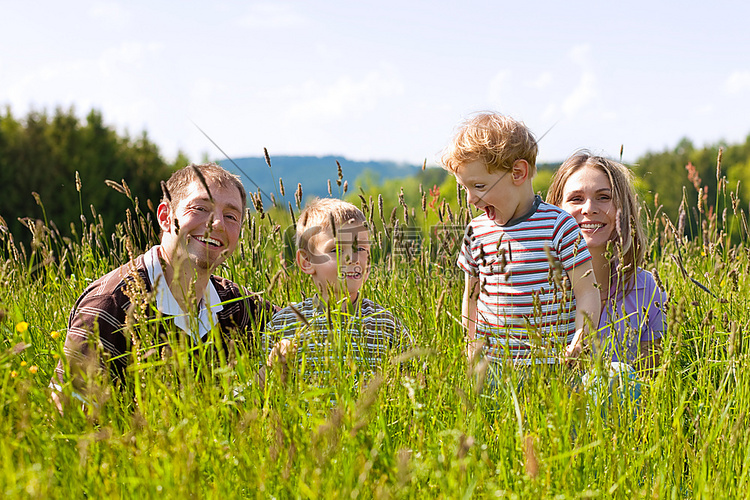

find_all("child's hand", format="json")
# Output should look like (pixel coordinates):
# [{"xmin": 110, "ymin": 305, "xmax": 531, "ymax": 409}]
[
  {"xmin": 267, "ymin": 338, "xmax": 296, "ymax": 367},
  {"xmin": 564, "ymin": 342, "xmax": 582, "ymax": 365}
]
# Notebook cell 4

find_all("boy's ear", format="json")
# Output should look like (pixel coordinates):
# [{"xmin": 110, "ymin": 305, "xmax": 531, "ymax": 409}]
[
  {"xmin": 157, "ymin": 201, "xmax": 173, "ymax": 232},
  {"xmin": 296, "ymin": 249, "xmax": 315, "ymax": 275},
  {"xmin": 511, "ymin": 159, "xmax": 530, "ymax": 185}
]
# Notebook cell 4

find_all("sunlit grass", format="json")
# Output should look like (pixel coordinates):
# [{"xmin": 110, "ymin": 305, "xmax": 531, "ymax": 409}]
[{"xmin": 2, "ymin": 157, "xmax": 750, "ymax": 498}]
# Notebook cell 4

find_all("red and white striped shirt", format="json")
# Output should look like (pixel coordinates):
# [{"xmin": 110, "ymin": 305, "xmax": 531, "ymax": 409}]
[{"xmin": 458, "ymin": 196, "xmax": 591, "ymax": 365}]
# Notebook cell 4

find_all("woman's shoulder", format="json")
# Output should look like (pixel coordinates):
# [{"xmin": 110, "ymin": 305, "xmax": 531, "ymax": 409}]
[{"xmin": 634, "ymin": 267, "xmax": 658, "ymax": 286}]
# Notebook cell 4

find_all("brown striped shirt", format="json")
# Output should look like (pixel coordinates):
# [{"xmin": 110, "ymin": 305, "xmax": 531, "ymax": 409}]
[{"xmin": 53, "ymin": 247, "xmax": 274, "ymax": 385}]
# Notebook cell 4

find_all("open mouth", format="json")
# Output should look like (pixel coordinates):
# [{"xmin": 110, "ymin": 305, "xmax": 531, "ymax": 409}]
[
  {"xmin": 483, "ymin": 206, "xmax": 496, "ymax": 221},
  {"xmin": 195, "ymin": 236, "xmax": 222, "ymax": 247},
  {"xmin": 579, "ymin": 222, "xmax": 605, "ymax": 234}
]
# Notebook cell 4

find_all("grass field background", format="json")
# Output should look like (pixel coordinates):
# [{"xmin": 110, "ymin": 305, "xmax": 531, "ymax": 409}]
[{"xmin": 2, "ymin": 165, "xmax": 749, "ymax": 498}]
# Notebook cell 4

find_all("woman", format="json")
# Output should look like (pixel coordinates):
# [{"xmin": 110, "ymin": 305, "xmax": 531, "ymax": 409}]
[{"xmin": 546, "ymin": 151, "xmax": 666, "ymax": 372}]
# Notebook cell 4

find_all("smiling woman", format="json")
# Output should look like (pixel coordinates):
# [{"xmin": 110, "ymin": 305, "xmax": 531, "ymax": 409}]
[{"xmin": 546, "ymin": 151, "xmax": 666, "ymax": 372}]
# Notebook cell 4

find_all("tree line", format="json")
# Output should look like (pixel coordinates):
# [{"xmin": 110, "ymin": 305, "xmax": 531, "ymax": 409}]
[
  {"xmin": 3, "ymin": 105, "xmax": 749, "ymax": 250},
  {"xmin": 0, "ymin": 106, "xmax": 187, "ymax": 250}
]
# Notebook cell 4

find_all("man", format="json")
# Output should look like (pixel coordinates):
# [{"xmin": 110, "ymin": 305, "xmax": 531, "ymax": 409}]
[{"xmin": 51, "ymin": 163, "xmax": 274, "ymax": 408}]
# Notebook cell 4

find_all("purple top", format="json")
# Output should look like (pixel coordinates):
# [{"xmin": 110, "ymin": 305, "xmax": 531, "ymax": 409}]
[{"xmin": 597, "ymin": 268, "xmax": 667, "ymax": 363}]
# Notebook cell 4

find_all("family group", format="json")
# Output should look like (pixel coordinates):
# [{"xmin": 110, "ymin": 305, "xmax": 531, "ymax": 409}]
[{"xmin": 50, "ymin": 112, "xmax": 666, "ymax": 409}]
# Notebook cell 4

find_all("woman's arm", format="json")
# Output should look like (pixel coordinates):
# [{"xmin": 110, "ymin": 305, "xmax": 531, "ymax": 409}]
[{"xmin": 567, "ymin": 260, "xmax": 601, "ymax": 361}]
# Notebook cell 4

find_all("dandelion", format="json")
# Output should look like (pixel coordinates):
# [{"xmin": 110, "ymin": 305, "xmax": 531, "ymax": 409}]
[
  {"xmin": 51, "ymin": 331, "xmax": 61, "ymax": 340},
  {"xmin": 29, "ymin": 365, "xmax": 38, "ymax": 374},
  {"xmin": 20, "ymin": 361, "xmax": 27, "ymax": 367},
  {"xmin": 16, "ymin": 321, "xmax": 29, "ymax": 334},
  {"xmin": 10, "ymin": 371, "xmax": 18, "ymax": 378}
]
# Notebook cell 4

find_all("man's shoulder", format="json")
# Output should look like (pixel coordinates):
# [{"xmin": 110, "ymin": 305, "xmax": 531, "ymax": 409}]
[
  {"xmin": 78, "ymin": 254, "xmax": 150, "ymax": 302},
  {"xmin": 209, "ymin": 274, "xmax": 243, "ymax": 298}
]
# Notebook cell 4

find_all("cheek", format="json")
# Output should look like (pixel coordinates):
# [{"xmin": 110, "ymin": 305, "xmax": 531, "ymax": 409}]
[{"xmin": 561, "ymin": 203, "xmax": 581, "ymax": 219}]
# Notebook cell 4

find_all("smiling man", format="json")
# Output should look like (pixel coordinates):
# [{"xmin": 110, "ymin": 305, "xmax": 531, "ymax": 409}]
[{"xmin": 51, "ymin": 163, "xmax": 275, "ymax": 408}]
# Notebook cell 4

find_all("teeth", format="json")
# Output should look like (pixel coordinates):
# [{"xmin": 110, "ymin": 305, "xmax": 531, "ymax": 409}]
[
  {"xmin": 197, "ymin": 236, "xmax": 221, "ymax": 247},
  {"xmin": 580, "ymin": 223, "xmax": 603, "ymax": 230}
]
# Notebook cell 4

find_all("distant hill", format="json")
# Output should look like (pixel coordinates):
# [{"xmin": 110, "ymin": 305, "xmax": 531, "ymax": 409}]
[{"xmin": 219, "ymin": 155, "xmax": 421, "ymax": 207}]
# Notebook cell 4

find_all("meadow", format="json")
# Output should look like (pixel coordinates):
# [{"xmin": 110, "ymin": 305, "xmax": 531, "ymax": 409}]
[{"xmin": 1, "ymin": 162, "xmax": 749, "ymax": 499}]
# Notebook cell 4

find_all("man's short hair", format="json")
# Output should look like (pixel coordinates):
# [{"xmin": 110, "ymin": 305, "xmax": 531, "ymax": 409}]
[
  {"xmin": 164, "ymin": 163, "xmax": 247, "ymax": 217},
  {"xmin": 441, "ymin": 112, "xmax": 538, "ymax": 175},
  {"xmin": 296, "ymin": 198, "xmax": 367, "ymax": 252}
]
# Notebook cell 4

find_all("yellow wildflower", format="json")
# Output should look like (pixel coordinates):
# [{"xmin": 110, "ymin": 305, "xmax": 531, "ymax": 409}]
[
  {"xmin": 15, "ymin": 322, "xmax": 29, "ymax": 334},
  {"xmin": 20, "ymin": 361, "xmax": 27, "ymax": 367},
  {"xmin": 29, "ymin": 365, "xmax": 38, "ymax": 374},
  {"xmin": 53, "ymin": 354, "xmax": 60, "ymax": 359},
  {"xmin": 51, "ymin": 331, "xmax": 61, "ymax": 340},
  {"xmin": 10, "ymin": 370, "xmax": 18, "ymax": 378}
]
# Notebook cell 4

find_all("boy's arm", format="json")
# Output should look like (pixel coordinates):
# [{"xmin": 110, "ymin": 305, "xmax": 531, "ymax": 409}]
[
  {"xmin": 462, "ymin": 274, "xmax": 481, "ymax": 361},
  {"xmin": 566, "ymin": 260, "xmax": 600, "ymax": 360}
]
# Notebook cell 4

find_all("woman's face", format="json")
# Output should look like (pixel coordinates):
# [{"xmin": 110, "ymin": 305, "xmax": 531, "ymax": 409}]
[{"xmin": 560, "ymin": 165, "xmax": 616, "ymax": 253}]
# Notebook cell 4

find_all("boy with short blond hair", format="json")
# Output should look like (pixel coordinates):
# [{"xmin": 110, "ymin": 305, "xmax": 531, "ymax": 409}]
[
  {"xmin": 266, "ymin": 198, "xmax": 410, "ymax": 384},
  {"xmin": 442, "ymin": 112, "xmax": 600, "ymax": 367}
]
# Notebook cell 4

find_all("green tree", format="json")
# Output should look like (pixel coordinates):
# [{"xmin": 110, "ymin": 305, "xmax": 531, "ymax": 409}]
[{"xmin": 0, "ymin": 107, "xmax": 177, "ymax": 250}]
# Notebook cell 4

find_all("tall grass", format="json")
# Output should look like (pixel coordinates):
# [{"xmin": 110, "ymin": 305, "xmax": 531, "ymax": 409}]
[{"xmin": 2, "ymin": 156, "xmax": 750, "ymax": 498}]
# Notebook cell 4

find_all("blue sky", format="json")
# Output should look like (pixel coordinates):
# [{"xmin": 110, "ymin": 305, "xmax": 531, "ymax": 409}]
[{"xmin": 2, "ymin": 0, "xmax": 749, "ymax": 166}]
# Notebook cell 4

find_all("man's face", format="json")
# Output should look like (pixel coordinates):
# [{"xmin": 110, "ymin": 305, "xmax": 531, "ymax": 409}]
[
  {"xmin": 299, "ymin": 222, "xmax": 371, "ymax": 302},
  {"xmin": 159, "ymin": 180, "xmax": 244, "ymax": 271}
]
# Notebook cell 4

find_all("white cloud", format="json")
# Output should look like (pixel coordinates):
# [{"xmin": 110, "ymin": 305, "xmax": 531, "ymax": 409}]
[
  {"xmin": 236, "ymin": 3, "xmax": 307, "ymax": 29},
  {"xmin": 724, "ymin": 70, "xmax": 750, "ymax": 95},
  {"xmin": 281, "ymin": 69, "xmax": 405, "ymax": 123},
  {"xmin": 562, "ymin": 71, "xmax": 597, "ymax": 116}
]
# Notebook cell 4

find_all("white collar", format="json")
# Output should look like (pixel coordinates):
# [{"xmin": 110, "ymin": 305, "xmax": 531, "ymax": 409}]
[{"xmin": 143, "ymin": 246, "xmax": 224, "ymax": 343}]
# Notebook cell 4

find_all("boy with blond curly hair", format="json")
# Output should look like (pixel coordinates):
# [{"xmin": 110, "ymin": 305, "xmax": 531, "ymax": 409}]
[{"xmin": 442, "ymin": 113, "xmax": 599, "ymax": 370}]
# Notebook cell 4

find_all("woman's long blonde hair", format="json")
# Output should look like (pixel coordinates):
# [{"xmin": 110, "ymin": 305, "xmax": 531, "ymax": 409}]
[{"xmin": 546, "ymin": 151, "xmax": 646, "ymax": 290}]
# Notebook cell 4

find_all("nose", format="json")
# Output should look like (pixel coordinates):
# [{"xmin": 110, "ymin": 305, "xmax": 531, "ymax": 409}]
[
  {"xmin": 466, "ymin": 189, "xmax": 479, "ymax": 206},
  {"xmin": 581, "ymin": 198, "xmax": 597, "ymax": 214},
  {"xmin": 210, "ymin": 211, "xmax": 225, "ymax": 231}
]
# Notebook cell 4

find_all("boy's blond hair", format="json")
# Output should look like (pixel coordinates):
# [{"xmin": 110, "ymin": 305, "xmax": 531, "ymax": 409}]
[
  {"xmin": 296, "ymin": 198, "xmax": 368, "ymax": 252},
  {"xmin": 441, "ymin": 112, "xmax": 538, "ymax": 176}
]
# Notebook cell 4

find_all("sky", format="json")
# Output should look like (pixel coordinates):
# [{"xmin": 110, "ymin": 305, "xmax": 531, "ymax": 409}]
[{"xmin": 2, "ymin": 0, "xmax": 749, "ymax": 167}]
